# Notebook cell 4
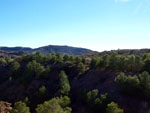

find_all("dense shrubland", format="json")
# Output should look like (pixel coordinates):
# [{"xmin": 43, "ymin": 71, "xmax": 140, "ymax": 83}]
[
  {"xmin": 90, "ymin": 52, "xmax": 150, "ymax": 72},
  {"xmin": 115, "ymin": 71, "xmax": 150, "ymax": 98},
  {"xmin": 1, "ymin": 52, "xmax": 150, "ymax": 113},
  {"xmin": 90, "ymin": 52, "xmax": 150, "ymax": 99}
]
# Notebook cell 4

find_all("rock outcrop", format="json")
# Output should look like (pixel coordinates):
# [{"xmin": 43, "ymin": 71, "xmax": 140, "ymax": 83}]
[{"xmin": 0, "ymin": 101, "xmax": 12, "ymax": 113}]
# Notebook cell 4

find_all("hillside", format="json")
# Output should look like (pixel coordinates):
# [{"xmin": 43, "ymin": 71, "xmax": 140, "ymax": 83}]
[
  {"xmin": 100, "ymin": 49, "xmax": 150, "ymax": 56},
  {"xmin": 0, "ymin": 51, "xmax": 28, "ymax": 58},
  {"xmin": 0, "ymin": 51, "xmax": 150, "ymax": 113},
  {"xmin": 82, "ymin": 48, "xmax": 150, "ymax": 58},
  {"xmin": 0, "ymin": 45, "xmax": 95, "ymax": 55}
]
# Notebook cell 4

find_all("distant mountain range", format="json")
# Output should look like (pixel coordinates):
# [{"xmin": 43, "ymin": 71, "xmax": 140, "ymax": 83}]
[
  {"xmin": 0, "ymin": 45, "xmax": 96, "ymax": 57},
  {"xmin": 1, "ymin": 45, "xmax": 150, "ymax": 58}
]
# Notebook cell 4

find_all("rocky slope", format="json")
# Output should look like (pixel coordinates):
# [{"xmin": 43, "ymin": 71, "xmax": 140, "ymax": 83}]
[{"xmin": 0, "ymin": 101, "xmax": 12, "ymax": 113}]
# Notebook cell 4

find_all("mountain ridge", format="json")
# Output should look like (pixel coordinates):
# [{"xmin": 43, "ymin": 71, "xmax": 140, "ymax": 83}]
[{"xmin": 0, "ymin": 45, "xmax": 96, "ymax": 55}]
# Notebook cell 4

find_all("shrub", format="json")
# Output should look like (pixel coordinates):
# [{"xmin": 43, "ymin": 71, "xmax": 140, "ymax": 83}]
[
  {"xmin": 115, "ymin": 71, "xmax": 150, "ymax": 98},
  {"xmin": 10, "ymin": 61, "xmax": 20, "ymax": 73},
  {"xmin": 39, "ymin": 85, "xmax": 47, "ymax": 97},
  {"xmin": 36, "ymin": 96, "xmax": 71, "ymax": 113},
  {"xmin": 43, "ymin": 66, "xmax": 51, "ymax": 78},
  {"xmin": 26, "ymin": 60, "xmax": 45, "ymax": 78},
  {"xmin": 11, "ymin": 101, "xmax": 30, "ymax": 113},
  {"xmin": 106, "ymin": 102, "xmax": 124, "ymax": 113},
  {"xmin": 90, "ymin": 57, "xmax": 99, "ymax": 69},
  {"xmin": 138, "ymin": 71, "xmax": 150, "ymax": 97},
  {"xmin": 86, "ymin": 89, "xmax": 98, "ymax": 104},
  {"xmin": 63, "ymin": 54, "xmax": 70, "ymax": 62},
  {"xmin": 77, "ymin": 62, "xmax": 85, "ymax": 73},
  {"xmin": 143, "ymin": 59, "xmax": 150, "ymax": 73},
  {"xmin": 24, "ymin": 97, "xmax": 30, "ymax": 106},
  {"xmin": 115, "ymin": 72, "xmax": 140, "ymax": 95},
  {"xmin": 86, "ymin": 89, "xmax": 109, "ymax": 112},
  {"xmin": 0, "ymin": 58, "xmax": 7, "ymax": 66},
  {"xmin": 58, "ymin": 71, "xmax": 70, "ymax": 96}
]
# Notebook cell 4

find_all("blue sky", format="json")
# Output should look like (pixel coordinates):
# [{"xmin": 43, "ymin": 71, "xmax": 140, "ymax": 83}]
[{"xmin": 0, "ymin": 0, "xmax": 150, "ymax": 51}]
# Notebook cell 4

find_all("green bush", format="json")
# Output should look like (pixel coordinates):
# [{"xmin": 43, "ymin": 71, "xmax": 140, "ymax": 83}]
[
  {"xmin": 90, "ymin": 57, "xmax": 99, "ymax": 69},
  {"xmin": 10, "ymin": 61, "xmax": 21, "ymax": 78},
  {"xmin": 39, "ymin": 85, "xmax": 47, "ymax": 96},
  {"xmin": 24, "ymin": 97, "xmax": 30, "ymax": 106},
  {"xmin": 32, "ymin": 51, "xmax": 43, "ymax": 63},
  {"xmin": 115, "ymin": 71, "xmax": 150, "ymax": 98},
  {"xmin": 36, "ymin": 96, "xmax": 71, "ymax": 113},
  {"xmin": 10, "ymin": 61, "xmax": 20, "ymax": 73},
  {"xmin": 77, "ymin": 62, "xmax": 85, "ymax": 73},
  {"xmin": 108, "ymin": 52, "xmax": 119, "ymax": 70},
  {"xmin": 86, "ymin": 89, "xmax": 98, "ymax": 104},
  {"xmin": 139, "ymin": 71, "xmax": 150, "ymax": 97},
  {"xmin": 63, "ymin": 54, "xmax": 70, "ymax": 62},
  {"xmin": 59, "ymin": 96, "xmax": 71, "ymax": 108},
  {"xmin": 143, "ymin": 59, "xmax": 150, "ymax": 73},
  {"xmin": 50, "ymin": 54, "xmax": 57, "ymax": 64},
  {"xmin": 26, "ymin": 60, "xmax": 45, "ymax": 78},
  {"xmin": 0, "ymin": 58, "xmax": 7, "ymax": 66},
  {"xmin": 86, "ymin": 89, "xmax": 109, "ymax": 112},
  {"xmin": 43, "ymin": 66, "xmax": 51, "ymax": 78},
  {"xmin": 115, "ymin": 72, "xmax": 140, "ymax": 95},
  {"xmin": 90, "ymin": 54, "xmax": 144, "ymax": 72},
  {"xmin": 11, "ymin": 101, "xmax": 30, "ymax": 113},
  {"xmin": 75, "ymin": 56, "xmax": 82, "ymax": 65},
  {"xmin": 58, "ymin": 71, "xmax": 70, "ymax": 96},
  {"xmin": 106, "ymin": 102, "xmax": 124, "ymax": 113}
]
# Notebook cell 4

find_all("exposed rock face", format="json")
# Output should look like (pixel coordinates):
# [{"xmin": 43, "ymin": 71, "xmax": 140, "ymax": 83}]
[{"xmin": 0, "ymin": 101, "xmax": 12, "ymax": 113}]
